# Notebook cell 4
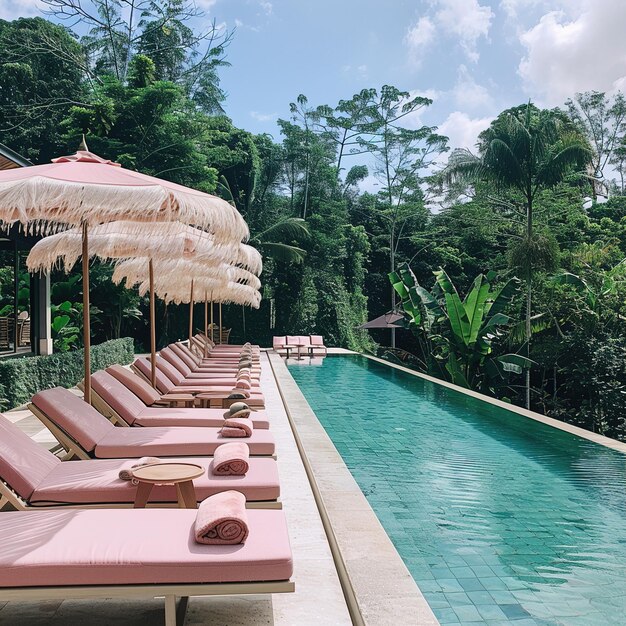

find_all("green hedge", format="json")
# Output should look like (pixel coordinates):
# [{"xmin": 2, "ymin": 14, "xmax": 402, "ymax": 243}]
[{"xmin": 0, "ymin": 338, "xmax": 134, "ymax": 409}]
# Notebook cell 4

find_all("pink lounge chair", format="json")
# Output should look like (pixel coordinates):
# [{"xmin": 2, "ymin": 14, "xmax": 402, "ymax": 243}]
[
  {"xmin": 272, "ymin": 336, "xmax": 288, "ymax": 355},
  {"xmin": 155, "ymin": 354, "xmax": 266, "ymax": 409},
  {"xmin": 133, "ymin": 356, "xmax": 259, "ymax": 400},
  {"xmin": 29, "ymin": 388, "xmax": 275, "ymax": 459},
  {"xmin": 164, "ymin": 348, "xmax": 262, "ymax": 386},
  {"xmin": 309, "ymin": 335, "xmax": 328, "ymax": 355},
  {"xmin": 93, "ymin": 370, "xmax": 270, "ymax": 429},
  {"xmin": 0, "ymin": 413, "xmax": 280, "ymax": 509},
  {"xmin": 163, "ymin": 345, "xmax": 261, "ymax": 376},
  {"xmin": 0, "ymin": 508, "xmax": 293, "ymax": 625}
]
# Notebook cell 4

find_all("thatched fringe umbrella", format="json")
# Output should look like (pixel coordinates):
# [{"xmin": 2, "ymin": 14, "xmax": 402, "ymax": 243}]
[
  {"xmin": 4, "ymin": 143, "xmax": 248, "ymax": 401},
  {"xmin": 27, "ymin": 222, "xmax": 250, "ymax": 388}
]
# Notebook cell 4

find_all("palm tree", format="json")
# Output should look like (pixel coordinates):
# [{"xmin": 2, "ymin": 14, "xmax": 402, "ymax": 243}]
[
  {"xmin": 250, "ymin": 217, "xmax": 309, "ymax": 264},
  {"xmin": 445, "ymin": 103, "xmax": 592, "ymax": 408}
]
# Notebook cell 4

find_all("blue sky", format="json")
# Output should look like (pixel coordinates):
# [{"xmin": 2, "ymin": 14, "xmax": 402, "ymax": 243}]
[{"xmin": 5, "ymin": 0, "xmax": 626, "ymax": 163}]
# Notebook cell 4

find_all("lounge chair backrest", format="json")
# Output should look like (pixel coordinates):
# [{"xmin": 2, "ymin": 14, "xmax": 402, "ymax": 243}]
[
  {"xmin": 161, "ymin": 347, "xmax": 192, "ymax": 377},
  {"xmin": 171, "ymin": 343, "xmax": 199, "ymax": 370},
  {"xmin": 286, "ymin": 335, "xmax": 298, "ymax": 345},
  {"xmin": 107, "ymin": 364, "xmax": 161, "ymax": 406},
  {"xmin": 297, "ymin": 335, "xmax": 311, "ymax": 347},
  {"xmin": 156, "ymin": 355, "xmax": 186, "ymax": 386},
  {"xmin": 92, "ymin": 370, "xmax": 147, "ymax": 426},
  {"xmin": 0, "ymin": 413, "xmax": 60, "ymax": 500},
  {"xmin": 273, "ymin": 336, "xmax": 286, "ymax": 349},
  {"xmin": 133, "ymin": 358, "xmax": 174, "ymax": 394},
  {"xmin": 310, "ymin": 335, "xmax": 325, "ymax": 346},
  {"xmin": 31, "ymin": 387, "xmax": 114, "ymax": 453}
]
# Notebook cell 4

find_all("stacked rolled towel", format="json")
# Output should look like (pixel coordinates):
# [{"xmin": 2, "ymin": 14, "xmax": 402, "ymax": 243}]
[
  {"xmin": 211, "ymin": 442, "xmax": 250, "ymax": 475},
  {"xmin": 118, "ymin": 457, "xmax": 161, "ymax": 480},
  {"xmin": 194, "ymin": 490, "xmax": 249, "ymax": 544},
  {"xmin": 221, "ymin": 417, "xmax": 253, "ymax": 438},
  {"xmin": 235, "ymin": 378, "xmax": 251, "ymax": 390}
]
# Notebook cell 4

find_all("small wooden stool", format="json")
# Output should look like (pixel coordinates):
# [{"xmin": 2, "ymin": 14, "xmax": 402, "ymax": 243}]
[{"xmin": 132, "ymin": 462, "xmax": 204, "ymax": 509}]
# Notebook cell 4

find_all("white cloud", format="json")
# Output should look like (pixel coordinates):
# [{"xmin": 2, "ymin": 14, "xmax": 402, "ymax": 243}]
[
  {"xmin": 404, "ymin": 0, "xmax": 493, "ymax": 67},
  {"xmin": 341, "ymin": 64, "xmax": 369, "ymax": 79},
  {"xmin": 404, "ymin": 17, "xmax": 436, "ymax": 66},
  {"xmin": 452, "ymin": 65, "xmax": 493, "ymax": 110},
  {"xmin": 0, "ymin": 0, "xmax": 42, "ymax": 19},
  {"xmin": 250, "ymin": 111, "xmax": 277, "ymax": 122},
  {"xmin": 259, "ymin": 1, "xmax": 272, "ymax": 15},
  {"xmin": 518, "ymin": 0, "xmax": 626, "ymax": 106},
  {"xmin": 434, "ymin": 0, "xmax": 494, "ymax": 62},
  {"xmin": 194, "ymin": 0, "xmax": 217, "ymax": 11},
  {"xmin": 439, "ymin": 111, "xmax": 492, "ymax": 151}
]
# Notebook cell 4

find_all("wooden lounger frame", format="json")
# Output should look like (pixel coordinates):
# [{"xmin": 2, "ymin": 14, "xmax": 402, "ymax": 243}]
[{"xmin": 0, "ymin": 580, "xmax": 294, "ymax": 626}]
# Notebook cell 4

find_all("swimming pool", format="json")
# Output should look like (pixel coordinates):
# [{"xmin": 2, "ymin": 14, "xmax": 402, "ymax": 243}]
[{"xmin": 287, "ymin": 354, "xmax": 626, "ymax": 625}]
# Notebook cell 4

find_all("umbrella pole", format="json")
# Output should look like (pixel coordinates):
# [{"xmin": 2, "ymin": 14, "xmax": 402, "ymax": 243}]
[
  {"xmin": 204, "ymin": 292, "xmax": 208, "ymax": 358},
  {"xmin": 149, "ymin": 259, "xmax": 156, "ymax": 389},
  {"xmin": 188, "ymin": 279, "xmax": 194, "ymax": 345},
  {"xmin": 82, "ymin": 222, "xmax": 91, "ymax": 404},
  {"xmin": 210, "ymin": 299, "xmax": 214, "ymax": 344},
  {"xmin": 219, "ymin": 303, "xmax": 222, "ymax": 344}
]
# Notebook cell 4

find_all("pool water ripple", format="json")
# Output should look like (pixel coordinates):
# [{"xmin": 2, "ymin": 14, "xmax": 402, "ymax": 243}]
[{"xmin": 287, "ymin": 355, "xmax": 626, "ymax": 625}]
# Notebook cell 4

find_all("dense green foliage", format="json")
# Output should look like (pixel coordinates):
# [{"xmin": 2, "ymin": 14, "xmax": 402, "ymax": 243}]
[
  {"xmin": 3, "ymin": 10, "xmax": 626, "ymax": 440},
  {"xmin": 0, "ymin": 337, "xmax": 133, "ymax": 408}
]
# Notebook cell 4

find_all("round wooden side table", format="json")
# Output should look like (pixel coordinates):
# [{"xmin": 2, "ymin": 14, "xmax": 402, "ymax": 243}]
[{"xmin": 132, "ymin": 462, "xmax": 204, "ymax": 509}]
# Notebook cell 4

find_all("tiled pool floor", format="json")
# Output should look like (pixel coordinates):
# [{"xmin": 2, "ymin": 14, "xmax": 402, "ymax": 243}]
[{"xmin": 288, "ymin": 355, "xmax": 626, "ymax": 625}]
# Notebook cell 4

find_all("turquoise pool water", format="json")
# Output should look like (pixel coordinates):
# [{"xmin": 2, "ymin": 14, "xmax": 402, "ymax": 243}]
[{"xmin": 287, "ymin": 355, "xmax": 626, "ymax": 625}]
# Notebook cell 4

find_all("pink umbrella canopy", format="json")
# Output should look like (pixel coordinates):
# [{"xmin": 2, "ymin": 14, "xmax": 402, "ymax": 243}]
[{"xmin": 0, "ymin": 149, "xmax": 249, "ymax": 243}]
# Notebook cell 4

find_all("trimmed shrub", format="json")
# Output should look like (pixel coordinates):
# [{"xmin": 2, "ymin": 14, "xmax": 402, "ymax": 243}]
[{"xmin": 0, "ymin": 338, "xmax": 134, "ymax": 409}]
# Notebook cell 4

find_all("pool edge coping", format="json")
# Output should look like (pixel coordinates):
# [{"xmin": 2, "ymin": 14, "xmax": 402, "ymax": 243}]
[
  {"xmin": 345, "ymin": 350, "xmax": 626, "ymax": 456},
  {"xmin": 268, "ymin": 351, "xmax": 440, "ymax": 626}
]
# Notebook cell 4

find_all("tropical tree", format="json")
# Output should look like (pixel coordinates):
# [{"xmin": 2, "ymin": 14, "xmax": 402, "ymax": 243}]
[
  {"xmin": 565, "ymin": 91, "xmax": 626, "ymax": 198},
  {"xmin": 445, "ymin": 103, "xmax": 592, "ymax": 407},
  {"xmin": 389, "ymin": 262, "xmax": 530, "ymax": 393}
]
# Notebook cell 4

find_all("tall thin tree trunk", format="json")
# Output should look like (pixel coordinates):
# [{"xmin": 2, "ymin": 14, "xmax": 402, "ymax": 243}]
[{"xmin": 525, "ymin": 195, "xmax": 533, "ymax": 410}]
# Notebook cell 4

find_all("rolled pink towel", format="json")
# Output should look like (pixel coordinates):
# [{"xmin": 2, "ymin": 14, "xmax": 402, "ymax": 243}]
[
  {"xmin": 194, "ymin": 490, "xmax": 249, "ymax": 544},
  {"xmin": 118, "ymin": 456, "xmax": 161, "ymax": 480},
  {"xmin": 212, "ymin": 442, "xmax": 250, "ymax": 475},
  {"xmin": 220, "ymin": 417, "xmax": 253, "ymax": 438},
  {"xmin": 235, "ymin": 378, "xmax": 251, "ymax": 390}
]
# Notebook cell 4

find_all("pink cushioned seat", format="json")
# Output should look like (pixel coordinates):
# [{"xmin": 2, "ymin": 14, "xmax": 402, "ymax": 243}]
[
  {"xmin": 135, "ymin": 407, "xmax": 270, "ymax": 430},
  {"xmin": 0, "ymin": 508, "xmax": 292, "ymax": 587},
  {"xmin": 106, "ymin": 364, "xmax": 161, "ymax": 405},
  {"xmin": 30, "ymin": 388, "xmax": 275, "ymax": 457},
  {"xmin": 0, "ymin": 414, "xmax": 60, "ymax": 500},
  {"xmin": 30, "ymin": 457, "xmax": 279, "ymax": 504}
]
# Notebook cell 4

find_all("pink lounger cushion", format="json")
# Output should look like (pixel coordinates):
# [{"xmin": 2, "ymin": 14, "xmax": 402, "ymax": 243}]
[
  {"xmin": 0, "ymin": 508, "xmax": 292, "ymax": 587},
  {"xmin": 135, "ymin": 407, "xmax": 270, "ymax": 430},
  {"xmin": 195, "ymin": 490, "xmax": 249, "ymax": 545},
  {"xmin": 106, "ymin": 364, "xmax": 161, "ymax": 406},
  {"xmin": 30, "ymin": 388, "xmax": 275, "ymax": 457},
  {"xmin": 95, "ymin": 426, "xmax": 274, "ymax": 458},
  {"xmin": 30, "ymin": 457, "xmax": 279, "ymax": 504}
]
